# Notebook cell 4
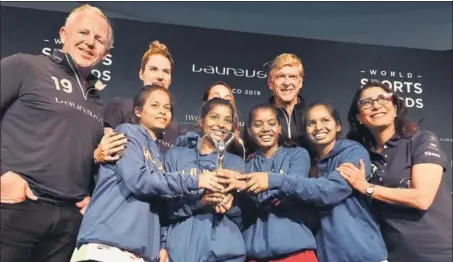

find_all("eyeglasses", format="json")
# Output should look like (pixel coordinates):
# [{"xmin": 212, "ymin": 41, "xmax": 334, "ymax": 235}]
[{"xmin": 358, "ymin": 93, "xmax": 393, "ymax": 109}]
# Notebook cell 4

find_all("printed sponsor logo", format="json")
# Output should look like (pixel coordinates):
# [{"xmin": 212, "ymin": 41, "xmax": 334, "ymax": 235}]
[
  {"xmin": 192, "ymin": 63, "xmax": 267, "ymax": 79},
  {"xmin": 424, "ymin": 151, "xmax": 441, "ymax": 158},
  {"xmin": 399, "ymin": 177, "xmax": 412, "ymax": 188},
  {"xmin": 360, "ymin": 69, "xmax": 424, "ymax": 109},
  {"xmin": 182, "ymin": 114, "xmax": 245, "ymax": 127},
  {"xmin": 55, "ymin": 97, "xmax": 103, "ymax": 124}
]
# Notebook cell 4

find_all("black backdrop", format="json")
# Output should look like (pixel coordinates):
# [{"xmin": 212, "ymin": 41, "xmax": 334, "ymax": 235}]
[{"xmin": 1, "ymin": 6, "xmax": 452, "ymax": 190}]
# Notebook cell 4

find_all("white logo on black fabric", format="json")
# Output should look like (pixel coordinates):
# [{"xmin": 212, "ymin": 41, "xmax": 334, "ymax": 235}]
[
  {"xmin": 55, "ymin": 97, "xmax": 103, "ymax": 124},
  {"xmin": 369, "ymin": 164, "xmax": 379, "ymax": 180},
  {"xmin": 51, "ymin": 76, "xmax": 73, "ymax": 93},
  {"xmin": 428, "ymin": 142, "xmax": 439, "ymax": 151},
  {"xmin": 399, "ymin": 177, "xmax": 412, "ymax": 188},
  {"xmin": 424, "ymin": 151, "xmax": 441, "ymax": 158}
]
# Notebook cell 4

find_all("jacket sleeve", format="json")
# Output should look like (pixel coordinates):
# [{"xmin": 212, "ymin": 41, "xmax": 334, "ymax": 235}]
[
  {"xmin": 243, "ymin": 159, "xmax": 277, "ymax": 205},
  {"xmin": 114, "ymin": 125, "xmax": 199, "ymax": 199},
  {"xmin": 163, "ymin": 147, "xmax": 205, "ymax": 219},
  {"xmin": 1, "ymin": 54, "xmax": 23, "ymax": 115},
  {"xmin": 268, "ymin": 145, "xmax": 371, "ymax": 206},
  {"xmin": 175, "ymin": 131, "xmax": 200, "ymax": 148}
]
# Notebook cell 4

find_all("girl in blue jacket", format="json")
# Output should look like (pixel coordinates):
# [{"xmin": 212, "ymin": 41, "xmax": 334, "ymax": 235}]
[
  {"xmin": 161, "ymin": 98, "xmax": 247, "ymax": 262},
  {"xmin": 72, "ymin": 86, "xmax": 226, "ymax": 262},
  {"xmin": 223, "ymin": 103, "xmax": 319, "ymax": 262},
  {"xmin": 235, "ymin": 102, "xmax": 388, "ymax": 262}
]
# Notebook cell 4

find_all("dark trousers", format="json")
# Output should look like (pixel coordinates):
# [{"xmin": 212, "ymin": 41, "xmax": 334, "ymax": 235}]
[{"xmin": 1, "ymin": 199, "xmax": 83, "ymax": 262}]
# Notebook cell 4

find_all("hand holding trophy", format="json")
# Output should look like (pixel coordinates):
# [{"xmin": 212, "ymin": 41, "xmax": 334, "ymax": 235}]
[{"xmin": 200, "ymin": 129, "xmax": 238, "ymax": 213}]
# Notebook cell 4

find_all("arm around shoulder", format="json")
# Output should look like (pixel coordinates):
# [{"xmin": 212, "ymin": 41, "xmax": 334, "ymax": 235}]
[{"xmin": 114, "ymin": 125, "xmax": 199, "ymax": 199}]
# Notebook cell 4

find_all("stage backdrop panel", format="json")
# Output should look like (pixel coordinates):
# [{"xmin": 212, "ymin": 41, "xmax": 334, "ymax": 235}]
[{"xmin": 1, "ymin": 6, "xmax": 452, "ymax": 190}]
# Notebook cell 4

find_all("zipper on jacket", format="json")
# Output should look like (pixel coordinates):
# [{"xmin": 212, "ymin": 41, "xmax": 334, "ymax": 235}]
[
  {"xmin": 65, "ymin": 53, "xmax": 90, "ymax": 101},
  {"xmin": 279, "ymin": 108, "xmax": 292, "ymax": 139}
]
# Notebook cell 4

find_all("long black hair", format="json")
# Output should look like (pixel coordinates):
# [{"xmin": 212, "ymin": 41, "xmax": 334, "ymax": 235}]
[{"xmin": 346, "ymin": 80, "xmax": 418, "ymax": 150}]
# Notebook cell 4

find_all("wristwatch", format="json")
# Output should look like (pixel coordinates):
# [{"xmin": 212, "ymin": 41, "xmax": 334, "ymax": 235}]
[{"xmin": 365, "ymin": 184, "xmax": 376, "ymax": 197}]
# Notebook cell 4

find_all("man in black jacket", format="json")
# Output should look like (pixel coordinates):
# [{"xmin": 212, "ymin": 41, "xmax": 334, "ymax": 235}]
[
  {"xmin": 0, "ymin": 4, "xmax": 125, "ymax": 262},
  {"xmin": 266, "ymin": 53, "xmax": 307, "ymax": 144}
]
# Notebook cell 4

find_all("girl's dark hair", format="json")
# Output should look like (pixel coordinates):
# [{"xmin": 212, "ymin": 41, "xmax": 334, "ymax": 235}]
[
  {"xmin": 200, "ymin": 97, "xmax": 234, "ymax": 121},
  {"xmin": 131, "ymin": 84, "xmax": 174, "ymax": 125},
  {"xmin": 245, "ymin": 103, "xmax": 320, "ymax": 178},
  {"xmin": 305, "ymin": 101, "xmax": 343, "ymax": 139},
  {"xmin": 346, "ymin": 80, "xmax": 418, "ymax": 150}
]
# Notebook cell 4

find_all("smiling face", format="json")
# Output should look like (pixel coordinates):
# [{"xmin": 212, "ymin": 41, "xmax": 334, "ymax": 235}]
[
  {"xmin": 248, "ymin": 108, "xmax": 281, "ymax": 151},
  {"xmin": 135, "ymin": 89, "xmax": 172, "ymax": 133},
  {"xmin": 207, "ymin": 84, "xmax": 233, "ymax": 103},
  {"xmin": 139, "ymin": 54, "xmax": 172, "ymax": 89},
  {"xmin": 268, "ymin": 65, "xmax": 303, "ymax": 105},
  {"xmin": 201, "ymin": 104, "xmax": 234, "ymax": 142},
  {"xmin": 60, "ymin": 10, "xmax": 111, "ymax": 69},
  {"xmin": 306, "ymin": 105, "xmax": 341, "ymax": 149},
  {"xmin": 357, "ymin": 86, "xmax": 396, "ymax": 130}
]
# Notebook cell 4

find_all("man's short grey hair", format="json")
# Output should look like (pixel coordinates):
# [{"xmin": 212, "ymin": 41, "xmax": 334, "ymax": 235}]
[{"xmin": 64, "ymin": 4, "xmax": 114, "ymax": 49}]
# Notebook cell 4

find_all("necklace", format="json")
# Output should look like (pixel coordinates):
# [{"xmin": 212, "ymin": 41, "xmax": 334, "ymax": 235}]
[{"xmin": 143, "ymin": 146, "xmax": 164, "ymax": 171}]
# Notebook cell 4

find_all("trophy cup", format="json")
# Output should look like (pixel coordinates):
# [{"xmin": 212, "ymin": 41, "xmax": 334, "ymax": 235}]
[{"xmin": 209, "ymin": 129, "xmax": 236, "ymax": 170}]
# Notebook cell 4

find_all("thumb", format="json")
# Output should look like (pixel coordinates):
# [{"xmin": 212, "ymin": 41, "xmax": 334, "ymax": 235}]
[
  {"xmin": 76, "ymin": 196, "xmax": 90, "ymax": 208},
  {"xmin": 25, "ymin": 184, "xmax": 38, "ymax": 201},
  {"xmin": 79, "ymin": 205, "xmax": 88, "ymax": 215},
  {"xmin": 359, "ymin": 158, "xmax": 365, "ymax": 171}
]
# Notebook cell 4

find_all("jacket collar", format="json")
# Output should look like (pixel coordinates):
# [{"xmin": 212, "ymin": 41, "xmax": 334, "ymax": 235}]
[
  {"xmin": 267, "ymin": 95, "xmax": 305, "ymax": 109},
  {"xmin": 48, "ymin": 49, "xmax": 105, "ymax": 91}
]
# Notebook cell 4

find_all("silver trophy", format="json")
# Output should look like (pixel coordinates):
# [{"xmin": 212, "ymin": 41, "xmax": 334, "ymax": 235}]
[
  {"xmin": 209, "ymin": 130, "xmax": 236, "ymax": 169},
  {"xmin": 200, "ymin": 129, "xmax": 246, "ymax": 199},
  {"xmin": 199, "ymin": 129, "xmax": 246, "ymax": 173}
]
